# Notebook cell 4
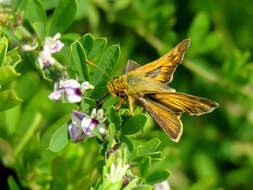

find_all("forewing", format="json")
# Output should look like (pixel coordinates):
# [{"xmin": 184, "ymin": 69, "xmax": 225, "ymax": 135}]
[
  {"xmin": 130, "ymin": 39, "xmax": 190, "ymax": 83},
  {"xmin": 138, "ymin": 97, "xmax": 183, "ymax": 142},
  {"xmin": 148, "ymin": 92, "xmax": 219, "ymax": 115},
  {"xmin": 126, "ymin": 75, "xmax": 176, "ymax": 95}
]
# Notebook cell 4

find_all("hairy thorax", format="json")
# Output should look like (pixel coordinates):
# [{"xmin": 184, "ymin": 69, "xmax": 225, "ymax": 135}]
[{"xmin": 107, "ymin": 75, "xmax": 128, "ymax": 97}]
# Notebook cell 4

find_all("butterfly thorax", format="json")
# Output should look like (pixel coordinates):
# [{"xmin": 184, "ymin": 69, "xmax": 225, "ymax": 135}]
[{"xmin": 107, "ymin": 75, "xmax": 128, "ymax": 97}]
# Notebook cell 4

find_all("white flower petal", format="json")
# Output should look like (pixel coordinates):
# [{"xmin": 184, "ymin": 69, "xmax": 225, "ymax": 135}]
[
  {"xmin": 60, "ymin": 79, "xmax": 80, "ymax": 89},
  {"xmin": 91, "ymin": 108, "xmax": 97, "ymax": 119},
  {"xmin": 38, "ymin": 50, "xmax": 56, "ymax": 68},
  {"xmin": 97, "ymin": 109, "xmax": 104, "ymax": 120},
  {"xmin": 54, "ymin": 33, "xmax": 61, "ymax": 40},
  {"xmin": 48, "ymin": 90, "xmax": 63, "ymax": 101},
  {"xmin": 65, "ymin": 88, "xmax": 82, "ymax": 103},
  {"xmin": 154, "ymin": 181, "xmax": 170, "ymax": 190},
  {"xmin": 69, "ymin": 122, "xmax": 85, "ymax": 143},
  {"xmin": 110, "ymin": 163, "xmax": 116, "ymax": 182},
  {"xmin": 99, "ymin": 125, "xmax": 105, "ymax": 134},
  {"xmin": 72, "ymin": 110, "xmax": 88, "ymax": 128},
  {"xmin": 80, "ymin": 81, "xmax": 94, "ymax": 93},
  {"xmin": 43, "ymin": 33, "xmax": 64, "ymax": 54},
  {"xmin": 38, "ymin": 57, "xmax": 44, "ymax": 69},
  {"xmin": 22, "ymin": 43, "xmax": 38, "ymax": 51},
  {"xmin": 81, "ymin": 117, "xmax": 92, "ymax": 131}
]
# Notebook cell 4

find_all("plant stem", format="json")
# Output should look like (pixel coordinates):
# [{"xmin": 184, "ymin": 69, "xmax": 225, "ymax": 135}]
[
  {"xmin": 184, "ymin": 59, "xmax": 253, "ymax": 99},
  {"xmin": 13, "ymin": 112, "xmax": 42, "ymax": 157}
]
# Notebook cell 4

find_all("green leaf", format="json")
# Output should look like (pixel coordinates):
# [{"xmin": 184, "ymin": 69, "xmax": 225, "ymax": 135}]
[
  {"xmin": 5, "ymin": 47, "xmax": 22, "ymax": 67},
  {"xmin": 91, "ymin": 45, "xmax": 120, "ymax": 86},
  {"xmin": 4, "ymin": 106, "xmax": 21, "ymax": 135},
  {"xmin": 145, "ymin": 170, "xmax": 170, "ymax": 185},
  {"xmin": 49, "ymin": 0, "xmax": 78, "ymax": 35},
  {"xmin": 77, "ymin": 42, "xmax": 89, "ymax": 80},
  {"xmin": 119, "ymin": 108, "xmax": 131, "ymax": 116},
  {"xmin": 61, "ymin": 32, "xmax": 81, "ymax": 41},
  {"xmin": 107, "ymin": 106, "xmax": 122, "ymax": 130},
  {"xmin": 91, "ymin": 86, "xmax": 107, "ymax": 100},
  {"xmin": 204, "ymin": 32, "xmax": 221, "ymax": 52},
  {"xmin": 81, "ymin": 97, "xmax": 96, "ymax": 113},
  {"xmin": 79, "ymin": 33, "xmax": 94, "ymax": 56},
  {"xmin": 120, "ymin": 134, "xmax": 134, "ymax": 153},
  {"xmin": 8, "ymin": 176, "xmax": 20, "ymax": 190},
  {"xmin": 140, "ymin": 156, "xmax": 151, "ymax": 177},
  {"xmin": 123, "ymin": 178, "xmax": 138, "ymax": 190},
  {"xmin": 15, "ymin": 72, "xmax": 40, "ymax": 101},
  {"xmin": 0, "ymin": 66, "xmax": 20, "ymax": 85},
  {"xmin": 42, "ymin": 0, "xmax": 60, "ymax": 10},
  {"xmin": 40, "ymin": 115, "xmax": 70, "ymax": 149},
  {"xmin": 24, "ymin": 0, "xmax": 47, "ymax": 39},
  {"xmin": 148, "ymin": 151, "xmax": 162, "ymax": 160},
  {"xmin": 92, "ymin": 125, "xmax": 104, "ymax": 141},
  {"xmin": 0, "ymin": 90, "xmax": 23, "ymax": 111},
  {"xmin": 131, "ymin": 138, "xmax": 160, "ymax": 160},
  {"xmin": 70, "ymin": 41, "xmax": 89, "ymax": 81},
  {"xmin": 88, "ymin": 38, "xmax": 107, "ymax": 60},
  {"xmin": 188, "ymin": 12, "xmax": 209, "ymax": 43},
  {"xmin": 109, "ymin": 123, "xmax": 116, "ymax": 147},
  {"xmin": 102, "ymin": 96, "xmax": 119, "ymax": 111},
  {"xmin": 121, "ymin": 114, "xmax": 147, "ymax": 135},
  {"xmin": 12, "ymin": 0, "xmax": 27, "ymax": 12},
  {"xmin": 49, "ymin": 123, "xmax": 69, "ymax": 152},
  {"xmin": 0, "ymin": 37, "xmax": 8, "ymax": 66},
  {"xmin": 193, "ymin": 152, "xmax": 218, "ymax": 179}
]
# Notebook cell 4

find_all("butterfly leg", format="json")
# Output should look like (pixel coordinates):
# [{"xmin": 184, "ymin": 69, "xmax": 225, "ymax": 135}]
[
  {"xmin": 128, "ymin": 96, "xmax": 135, "ymax": 115},
  {"xmin": 116, "ymin": 98, "xmax": 124, "ymax": 111}
]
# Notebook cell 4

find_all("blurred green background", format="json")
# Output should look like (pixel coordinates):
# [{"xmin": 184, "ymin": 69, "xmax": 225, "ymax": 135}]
[{"xmin": 1, "ymin": 0, "xmax": 253, "ymax": 189}]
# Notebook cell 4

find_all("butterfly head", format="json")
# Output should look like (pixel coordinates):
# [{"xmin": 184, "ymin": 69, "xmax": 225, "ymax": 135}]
[{"xmin": 107, "ymin": 76, "xmax": 127, "ymax": 98}]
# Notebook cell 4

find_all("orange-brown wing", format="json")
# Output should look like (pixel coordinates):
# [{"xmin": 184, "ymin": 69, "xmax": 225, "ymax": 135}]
[
  {"xmin": 129, "ymin": 39, "xmax": 190, "ymax": 84},
  {"xmin": 147, "ymin": 92, "xmax": 219, "ymax": 116},
  {"xmin": 138, "ymin": 97, "xmax": 183, "ymax": 142}
]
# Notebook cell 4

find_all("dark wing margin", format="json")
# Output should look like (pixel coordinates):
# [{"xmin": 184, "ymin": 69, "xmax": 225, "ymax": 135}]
[
  {"xmin": 125, "ymin": 60, "xmax": 141, "ymax": 73},
  {"xmin": 131, "ymin": 39, "xmax": 190, "ymax": 84},
  {"xmin": 138, "ymin": 97, "xmax": 183, "ymax": 142}
]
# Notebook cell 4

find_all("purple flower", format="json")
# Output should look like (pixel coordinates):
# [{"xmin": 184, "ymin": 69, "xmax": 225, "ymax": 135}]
[
  {"xmin": 48, "ymin": 79, "xmax": 94, "ymax": 103},
  {"xmin": 43, "ymin": 33, "xmax": 64, "ymax": 54},
  {"xmin": 38, "ymin": 50, "xmax": 56, "ymax": 69},
  {"xmin": 37, "ymin": 33, "xmax": 64, "ymax": 69},
  {"xmin": 68, "ymin": 109, "xmax": 106, "ymax": 143},
  {"xmin": 81, "ymin": 108, "xmax": 106, "ymax": 137},
  {"xmin": 68, "ymin": 111, "xmax": 87, "ymax": 142}
]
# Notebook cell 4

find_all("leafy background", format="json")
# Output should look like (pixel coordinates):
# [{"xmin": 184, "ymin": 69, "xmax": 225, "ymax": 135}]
[{"xmin": 0, "ymin": 0, "xmax": 253, "ymax": 189}]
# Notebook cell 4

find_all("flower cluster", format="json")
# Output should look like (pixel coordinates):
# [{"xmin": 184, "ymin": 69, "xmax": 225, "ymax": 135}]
[
  {"xmin": 48, "ymin": 78, "xmax": 106, "ymax": 142},
  {"xmin": 22, "ymin": 33, "xmax": 64, "ymax": 69},
  {"xmin": 69, "ymin": 109, "xmax": 106, "ymax": 143},
  {"xmin": 101, "ymin": 149, "xmax": 130, "ymax": 189},
  {"xmin": 105, "ymin": 157, "xmax": 129, "ymax": 183},
  {"xmin": 49, "ymin": 79, "xmax": 94, "ymax": 103},
  {"xmin": 38, "ymin": 33, "xmax": 64, "ymax": 69}
]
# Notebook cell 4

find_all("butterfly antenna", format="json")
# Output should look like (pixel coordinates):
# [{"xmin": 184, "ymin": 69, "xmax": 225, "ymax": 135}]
[{"xmin": 85, "ymin": 60, "xmax": 113, "ymax": 80}]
